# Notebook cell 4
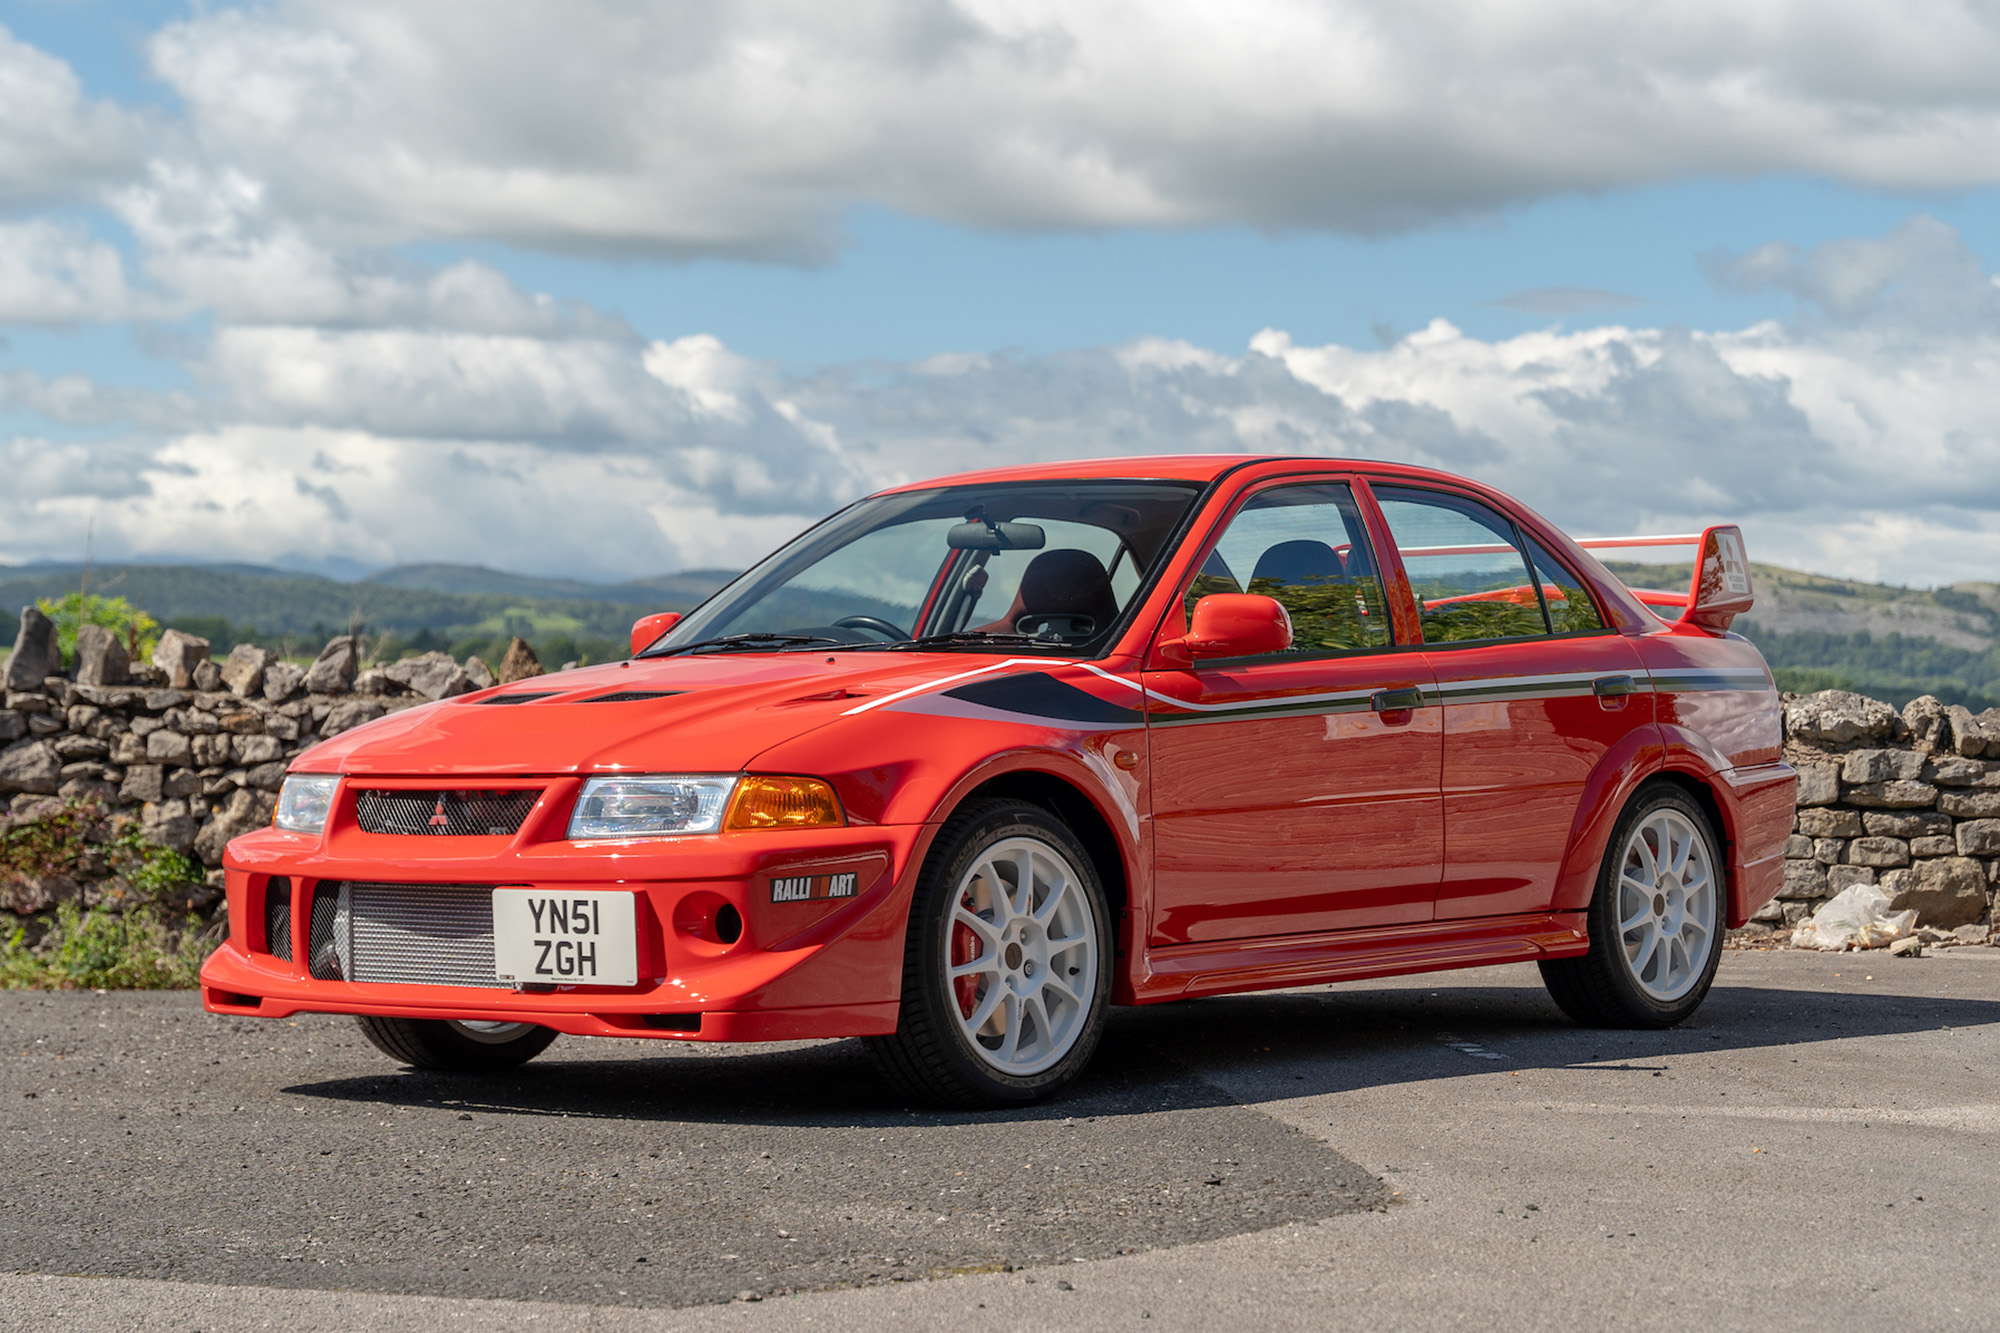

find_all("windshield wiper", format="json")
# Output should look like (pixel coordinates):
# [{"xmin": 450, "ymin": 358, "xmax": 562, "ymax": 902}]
[
  {"xmin": 650, "ymin": 633, "xmax": 847, "ymax": 657},
  {"xmin": 872, "ymin": 632, "xmax": 1067, "ymax": 652}
]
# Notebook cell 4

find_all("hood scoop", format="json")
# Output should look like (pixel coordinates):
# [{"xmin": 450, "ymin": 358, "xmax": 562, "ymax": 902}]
[
  {"xmin": 579, "ymin": 690, "xmax": 685, "ymax": 703},
  {"xmin": 475, "ymin": 691, "xmax": 562, "ymax": 706}
]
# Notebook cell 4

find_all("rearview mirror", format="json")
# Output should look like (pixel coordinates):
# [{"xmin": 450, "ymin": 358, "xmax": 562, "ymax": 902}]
[
  {"xmin": 947, "ymin": 519, "xmax": 1046, "ymax": 551},
  {"xmin": 1154, "ymin": 594, "xmax": 1293, "ymax": 667},
  {"xmin": 630, "ymin": 611, "xmax": 682, "ymax": 656}
]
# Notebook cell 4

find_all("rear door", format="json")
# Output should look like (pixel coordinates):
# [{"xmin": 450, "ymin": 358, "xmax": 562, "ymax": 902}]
[
  {"xmin": 1369, "ymin": 483, "xmax": 1654, "ymax": 921},
  {"xmin": 1145, "ymin": 478, "xmax": 1443, "ymax": 944}
]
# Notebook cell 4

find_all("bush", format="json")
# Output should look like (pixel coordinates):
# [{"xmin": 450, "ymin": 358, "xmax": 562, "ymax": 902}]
[
  {"xmin": 36, "ymin": 591, "xmax": 161, "ymax": 661},
  {"xmin": 0, "ymin": 903, "xmax": 215, "ymax": 990},
  {"xmin": 0, "ymin": 796, "xmax": 216, "ymax": 989}
]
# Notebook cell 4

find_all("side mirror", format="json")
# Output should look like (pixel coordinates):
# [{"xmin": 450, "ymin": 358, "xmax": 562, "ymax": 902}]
[
  {"xmin": 1680, "ymin": 525, "xmax": 1754, "ymax": 632},
  {"xmin": 1155, "ymin": 594, "xmax": 1293, "ymax": 667},
  {"xmin": 630, "ymin": 611, "xmax": 682, "ymax": 657}
]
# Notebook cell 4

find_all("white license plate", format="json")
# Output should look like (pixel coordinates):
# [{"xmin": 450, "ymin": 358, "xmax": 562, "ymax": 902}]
[{"xmin": 492, "ymin": 889, "xmax": 638, "ymax": 987}]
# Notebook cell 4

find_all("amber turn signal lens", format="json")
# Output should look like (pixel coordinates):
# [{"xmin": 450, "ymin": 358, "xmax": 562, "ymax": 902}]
[{"xmin": 724, "ymin": 776, "xmax": 844, "ymax": 831}]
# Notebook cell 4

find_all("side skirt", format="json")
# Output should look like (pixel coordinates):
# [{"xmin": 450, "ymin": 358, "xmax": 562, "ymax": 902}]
[{"xmin": 1130, "ymin": 911, "xmax": 1590, "ymax": 1004}]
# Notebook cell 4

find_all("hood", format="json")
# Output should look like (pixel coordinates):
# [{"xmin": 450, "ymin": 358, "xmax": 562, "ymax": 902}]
[{"xmin": 298, "ymin": 649, "xmax": 1056, "ymax": 777}]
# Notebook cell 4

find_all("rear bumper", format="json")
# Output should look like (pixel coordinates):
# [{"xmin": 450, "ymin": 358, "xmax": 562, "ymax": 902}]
[
  {"xmin": 200, "ymin": 822, "xmax": 925, "ymax": 1041},
  {"xmin": 1718, "ymin": 760, "xmax": 1797, "ymax": 927}
]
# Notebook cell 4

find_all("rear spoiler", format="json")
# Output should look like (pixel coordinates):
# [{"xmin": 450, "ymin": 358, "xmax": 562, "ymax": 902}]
[{"xmin": 1575, "ymin": 525, "xmax": 1754, "ymax": 631}]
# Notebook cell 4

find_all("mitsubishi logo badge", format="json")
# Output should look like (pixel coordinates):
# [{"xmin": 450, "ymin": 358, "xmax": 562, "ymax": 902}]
[{"xmin": 428, "ymin": 798, "xmax": 451, "ymax": 828}]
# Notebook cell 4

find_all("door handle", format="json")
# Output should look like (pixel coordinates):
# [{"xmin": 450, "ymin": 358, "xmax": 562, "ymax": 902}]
[
  {"xmin": 1593, "ymin": 675, "xmax": 1638, "ymax": 698},
  {"xmin": 1371, "ymin": 687, "xmax": 1425, "ymax": 712}
]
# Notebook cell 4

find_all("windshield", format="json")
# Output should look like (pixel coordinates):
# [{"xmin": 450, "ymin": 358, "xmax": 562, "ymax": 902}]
[{"xmin": 647, "ymin": 480, "xmax": 1205, "ymax": 654}]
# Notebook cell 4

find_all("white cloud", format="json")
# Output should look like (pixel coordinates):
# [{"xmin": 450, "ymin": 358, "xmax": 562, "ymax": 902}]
[
  {"xmin": 0, "ymin": 221, "xmax": 140, "ymax": 325},
  {"xmin": 0, "ymin": 26, "xmax": 141, "ymax": 208},
  {"xmin": 134, "ymin": 0, "xmax": 2000, "ymax": 255}
]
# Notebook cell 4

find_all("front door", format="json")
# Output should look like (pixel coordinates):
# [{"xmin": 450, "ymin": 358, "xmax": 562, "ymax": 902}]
[
  {"xmin": 1371, "ymin": 484, "xmax": 1656, "ymax": 920},
  {"xmin": 1146, "ymin": 480, "xmax": 1444, "ymax": 945}
]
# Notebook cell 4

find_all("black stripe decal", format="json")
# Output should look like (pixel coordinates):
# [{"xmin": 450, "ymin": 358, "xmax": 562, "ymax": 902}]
[
  {"xmin": 942, "ymin": 672, "xmax": 1143, "ymax": 725},
  {"xmin": 1652, "ymin": 670, "xmax": 1771, "ymax": 693}
]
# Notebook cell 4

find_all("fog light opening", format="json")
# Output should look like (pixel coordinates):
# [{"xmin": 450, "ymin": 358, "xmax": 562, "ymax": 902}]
[
  {"xmin": 714, "ymin": 903, "xmax": 744, "ymax": 944},
  {"xmin": 642, "ymin": 1013, "xmax": 702, "ymax": 1032}
]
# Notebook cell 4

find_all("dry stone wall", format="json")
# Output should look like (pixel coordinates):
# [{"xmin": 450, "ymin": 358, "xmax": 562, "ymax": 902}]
[
  {"xmin": 1747, "ymin": 689, "xmax": 2000, "ymax": 945},
  {"xmin": 1, "ymin": 611, "xmax": 541, "ymax": 918}
]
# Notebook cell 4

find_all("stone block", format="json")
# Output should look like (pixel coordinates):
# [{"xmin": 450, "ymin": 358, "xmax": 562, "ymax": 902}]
[
  {"xmin": 162, "ymin": 768, "xmax": 201, "ymax": 799},
  {"xmin": 193, "ymin": 788, "xmax": 275, "ymax": 865},
  {"xmin": 1884, "ymin": 857, "xmax": 1988, "ymax": 929},
  {"xmin": 1955, "ymin": 819, "xmax": 2000, "ymax": 856},
  {"xmin": 1912, "ymin": 835, "xmax": 1957, "ymax": 857},
  {"xmin": 1784, "ymin": 833, "xmax": 1813, "ymax": 859},
  {"xmin": 216, "ymin": 708, "xmax": 264, "ymax": 735},
  {"xmin": 264, "ymin": 713, "xmax": 301, "ymax": 742},
  {"xmin": 0, "ymin": 739, "xmax": 61, "ymax": 794},
  {"xmin": 1798, "ymin": 807, "xmax": 1865, "ymax": 838},
  {"xmin": 3, "ymin": 606, "xmax": 61, "ymax": 691},
  {"xmin": 1946, "ymin": 705, "xmax": 2000, "ymax": 758},
  {"xmin": 109, "ymin": 732, "xmax": 146, "ymax": 766},
  {"xmin": 245, "ymin": 761, "xmax": 288, "ymax": 791},
  {"xmin": 139, "ymin": 798, "xmax": 197, "ymax": 853},
  {"xmin": 1844, "ymin": 781, "xmax": 1937, "ymax": 809},
  {"xmin": 145, "ymin": 729, "xmax": 192, "ymax": 766},
  {"xmin": 1785, "ymin": 690, "xmax": 1901, "ymax": 745},
  {"xmin": 1844, "ymin": 748, "xmax": 1925, "ymax": 783},
  {"xmin": 1848, "ymin": 836, "xmax": 1910, "ymax": 868},
  {"xmin": 1812, "ymin": 837, "xmax": 1845, "ymax": 865},
  {"xmin": 305, "ymin": 637, "xmax": 359, "ymax": 695},
  {"xmin": 1779, "ymin": 859, "xmax": 1828, "ymax": 900},
  {"xmin": 119, "ymin": 764, "xmax": 163, "ymax": 804},
  {"xmin": 262, "ymin": 661, "xmax": 306, "ymax": 702},
  {"xmin": 1795, "ymin": 764, "xmax": 1840, "ymax": 807},
  {"xmin": 151, "ymin": 629, "xmax": 210, "ymax": 690},
  {"xmin": 464, "ymin": 656, "xmax": 495, "ymax": 691},
  {"xmin": 191, "ymin": 734, "xmax": 229, "ymax": 767},
  {"xmin": 72, "ymin": 623, "xmax": 130, "ymax": 687},
  {"xmin": 1750, "ymin": 897, "xmax": 1787, "ymax": 924},
  {"xmin": 52, "ymin": 735, "xmax": 108, "ymax": 762},
  {"xmin": 1827, "ymin": 865, "xmax": 1877, "ymax": 892},
  {"xmin": 1941, "ymin": 789, "xmax": 2000, "ymax": 819},
  {"xmin": 0, "ymin": 711, "xmax": 21, "ymax": 744},
  {"xmin": 1861, "ymin": 810, "xmax": 1951, "ymax": 838},
  {"xmin": 320, "ymin": 698, "xmax": 385, "ymax": 737},
  {"xmin": 192, "ymin": 660, "xmax": 222, "ymax": 692},
  {"xmin": 1930, "ymin": 756, "xmax": 2000, "ymax": 787},
  {"xmin": 234, "ymin": 735, "xmax": 283, "ymax": 764},
  {"xmin": 218, "ymin": 644, "xmax": 273, "ymax": 698},
  {"xmin": 1903, "ymin": 695, "xmax": 1951, "ymax": 752}
]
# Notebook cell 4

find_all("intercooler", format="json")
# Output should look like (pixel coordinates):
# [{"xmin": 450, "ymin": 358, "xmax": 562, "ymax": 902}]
[{"xmin": 307, "ymin": 881, "xmax": 508, "ymax": 990}]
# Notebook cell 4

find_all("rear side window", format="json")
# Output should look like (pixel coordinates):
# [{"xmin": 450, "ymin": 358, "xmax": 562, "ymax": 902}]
[
  {"xmin": 1373, "ymin": 486, "xmax": 1549, "ymax": 644},
  {"xmin": 1524, "ymin": 535, "xmax": 1605, "ymax": 634},
  {"xmin": 1183, "ymin": 482, "xmax": 1391, "ymax": 654}
]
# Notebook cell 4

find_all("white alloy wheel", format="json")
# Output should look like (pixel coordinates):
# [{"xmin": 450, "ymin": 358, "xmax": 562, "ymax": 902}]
[
  {"xmin": 1614, "ymin": 808, "xmax": 1717, "ymax": 1003},
  {"xmin": 943, "ymin": 836, "xmax": 1099, "ymax": 1078}
]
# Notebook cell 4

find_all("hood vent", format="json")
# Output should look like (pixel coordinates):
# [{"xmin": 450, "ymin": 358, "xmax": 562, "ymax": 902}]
[
  {"xmin": 581, "ymin": 690, "xmax": 684, "ymax": 703},
  {"xmin": 476, "ymin": 691, "xmax": 561, "ymax": 705}
]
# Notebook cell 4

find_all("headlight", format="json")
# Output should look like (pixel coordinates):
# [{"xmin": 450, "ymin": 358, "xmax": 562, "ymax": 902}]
[
  {"xmin": 274, "ymin": 774, "xmax": 339, "ymax": 834},
  {"xmin": 568, "ymin": 775, "xmax": 739, "ymax": 839}
]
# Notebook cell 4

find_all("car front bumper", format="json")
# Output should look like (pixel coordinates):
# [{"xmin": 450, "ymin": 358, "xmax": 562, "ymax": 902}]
[{"xmin": 200, "ymin": 821, "xmax": 926, "ymax": 1042}]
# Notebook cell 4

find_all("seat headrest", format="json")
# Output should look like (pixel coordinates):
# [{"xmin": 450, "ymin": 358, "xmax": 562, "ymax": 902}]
[
  {"xmin": 1019, "ymin": 549, "xmax": 1118, "ymax": 627},
  {"xmin": 1252, "ymin": 539, "xmax": 1343, "ymax": 587}
]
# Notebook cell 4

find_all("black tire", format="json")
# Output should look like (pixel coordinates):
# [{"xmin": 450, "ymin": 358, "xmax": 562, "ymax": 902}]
[
  {"xmin": 865, "ymin": 799, "xmax": 1112, "ymax": 1108},
  {"xmin": 1540, "ymin": 783, "xmax": 1725, "ymax": 1029},
  {"xmin": 355, "ymin": 1016, "xmax": 559, "ymax": 1071}
]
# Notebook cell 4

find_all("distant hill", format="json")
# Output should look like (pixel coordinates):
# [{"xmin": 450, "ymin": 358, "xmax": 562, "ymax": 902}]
[
  {"xmin": 0, "ymin": 561, "xmax": 737, "ymax": 667},
  {"xmin": 5, "ymin": 556, "xmax": 1996, "ymax": 706}
]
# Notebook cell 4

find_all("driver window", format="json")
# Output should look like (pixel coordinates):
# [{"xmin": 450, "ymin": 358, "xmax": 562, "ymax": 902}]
[{"xmin": 1184, "ymin": 483, "xmax": 1392, "ymax": 654}]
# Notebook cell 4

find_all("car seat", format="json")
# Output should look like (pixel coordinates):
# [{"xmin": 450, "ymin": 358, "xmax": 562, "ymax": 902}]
[
  {"xmin": 1012, "ymin": 549, "xmax": 1119, "ymax": 636},
  {"xmin": 1251, "ymin": 539, "xmax": 1346, "ymax": 588}
]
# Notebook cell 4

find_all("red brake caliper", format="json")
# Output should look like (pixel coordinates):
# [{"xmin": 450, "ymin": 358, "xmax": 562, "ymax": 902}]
[{"xmin": 950, "ymin": 909, "xmax": 982, "ymax": 1018}]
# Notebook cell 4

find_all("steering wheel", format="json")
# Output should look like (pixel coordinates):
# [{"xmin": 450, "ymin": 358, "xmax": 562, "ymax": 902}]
[{"xmin": 834, "ymin": 615, "xmax": 906, "ymax": 641}]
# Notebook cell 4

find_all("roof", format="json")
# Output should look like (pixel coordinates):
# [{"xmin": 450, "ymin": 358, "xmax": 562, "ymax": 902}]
[{"xmin": 872, "ymin": 453, "xmax": 1460, "ymax": 494}]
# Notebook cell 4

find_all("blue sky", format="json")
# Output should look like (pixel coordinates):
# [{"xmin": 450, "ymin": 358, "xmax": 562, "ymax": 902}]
[{"xmin": 4, "ymin": 1, "xmax": 2000, "ymax": 585}]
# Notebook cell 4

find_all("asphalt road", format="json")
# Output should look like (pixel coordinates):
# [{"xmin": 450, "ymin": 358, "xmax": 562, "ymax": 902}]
[{"xmin": 4, "ymin": 948, "xmax": 1999, "ymax": 1330}]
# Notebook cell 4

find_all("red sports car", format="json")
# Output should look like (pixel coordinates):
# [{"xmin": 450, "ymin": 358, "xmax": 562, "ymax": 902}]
[{"xmin": 202, "ymin": 455, "xmax": 1794, "ymax": 1105}]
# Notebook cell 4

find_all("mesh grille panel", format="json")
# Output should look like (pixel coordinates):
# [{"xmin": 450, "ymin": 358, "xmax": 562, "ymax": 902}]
[
  {"xmin": 347, "ymin": 882, "xmax": 506, "ymax": 990},
  {"xmin": 308, "ymin": 881, "xmax": 344, "ymax": 980},
  {"xmin": 354, "ymin": 789, "xmax": 541, "ymax": 836},
  {"xmin": 581, "ymin": 690, "xmax": 682, "ymax": 702},
  {"xmin": 263, "ymin": 877, "xmax": 292, "ymax": 961}
]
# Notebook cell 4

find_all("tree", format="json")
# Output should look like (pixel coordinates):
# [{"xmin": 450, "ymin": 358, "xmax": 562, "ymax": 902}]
[{"xmin": 36, "ymin": 593, "xmax": 161, "ymax": 662}]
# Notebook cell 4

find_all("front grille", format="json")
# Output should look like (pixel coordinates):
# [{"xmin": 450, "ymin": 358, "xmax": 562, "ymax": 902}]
[
  {"xmin": 263, "ymin": 877, "xmax": 292, "ymax": 961},
  {"xmin": 354, "ymin": 788, "xmax": 541, "ymax": 836},
  {"xmin": 346, "ymin": 882, "xmax": 505, "ymax": 989}
]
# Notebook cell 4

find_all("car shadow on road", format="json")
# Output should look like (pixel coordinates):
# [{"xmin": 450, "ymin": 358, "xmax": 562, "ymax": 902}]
[{"xmin": 281, "ymin": 969, "xmax": 2000, "ymax": 1123}]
